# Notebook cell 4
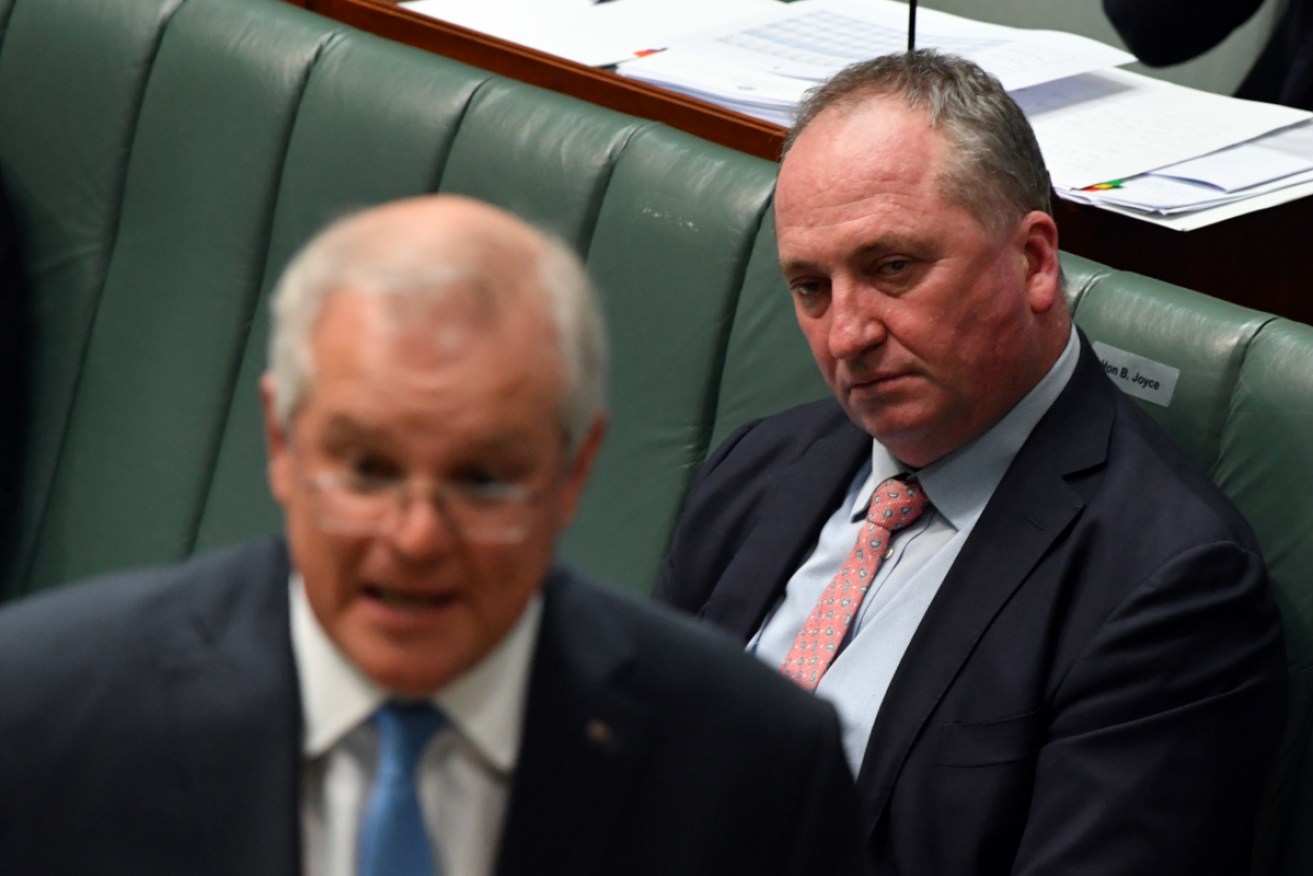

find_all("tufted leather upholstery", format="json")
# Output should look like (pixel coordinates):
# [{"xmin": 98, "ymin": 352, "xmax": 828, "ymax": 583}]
[{"xmin": 0, "ymin": 0, "xmax": 1310, "ymax": 871}]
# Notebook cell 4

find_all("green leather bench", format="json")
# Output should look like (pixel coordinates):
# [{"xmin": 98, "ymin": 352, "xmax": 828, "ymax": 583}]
[{"xmin": 1, "ymin": 0, "xmax": 1310, "ymax": 871}]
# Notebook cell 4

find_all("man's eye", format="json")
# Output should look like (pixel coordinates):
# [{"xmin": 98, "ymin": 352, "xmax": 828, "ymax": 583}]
[
  {"xmin": 448, "ymin": 463, "xmax": 514, "ymax": 490},
  {"xmin": 452, "ymin": 473, "xmax": 524, "ymax": 508},
  {"xmin": 879, "ymin": 258, "xmax": 912, "ymax": 275},
  {"xmin": 790, "ymin": 279, "xmax": 827, "ymax": 298},
  {"xmin": 348, "ymin": 454, "xmax": 402, "ymax": 485}
]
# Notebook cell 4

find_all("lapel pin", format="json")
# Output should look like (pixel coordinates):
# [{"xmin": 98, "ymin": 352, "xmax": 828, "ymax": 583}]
[{"xmin": 584, "ymin": 718, "xmax": 618, "ymax": 754}]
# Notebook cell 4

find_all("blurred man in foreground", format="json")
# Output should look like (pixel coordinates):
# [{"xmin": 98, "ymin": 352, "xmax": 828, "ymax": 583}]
[
  {"xmin": 0, "ymin": 195, "xmax": 868, "ymax": 875},
  {"xmin": 657, "ymin": 51, "xmax": 1286, "ymax": 876}
]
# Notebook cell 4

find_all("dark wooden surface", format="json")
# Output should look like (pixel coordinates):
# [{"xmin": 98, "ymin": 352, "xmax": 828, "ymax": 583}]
[
  {"xmin": 299, "ymin": 0, "xmax": 1313, "ymax": 324},
  {"xmin": 1053, "ymin": 195, "xmax": 1310, "ymax": 323}
]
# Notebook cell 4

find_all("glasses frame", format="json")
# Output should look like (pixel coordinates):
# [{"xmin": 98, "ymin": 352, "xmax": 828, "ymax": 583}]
[{"xmin": 294, "ymin": 460, "xmax": 551, "ymax": 545}]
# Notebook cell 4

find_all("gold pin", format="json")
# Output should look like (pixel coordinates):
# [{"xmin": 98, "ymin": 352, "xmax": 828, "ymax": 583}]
[{"xmin": 585, "ymin": 719, "xmax": 616, "ymax": 752}]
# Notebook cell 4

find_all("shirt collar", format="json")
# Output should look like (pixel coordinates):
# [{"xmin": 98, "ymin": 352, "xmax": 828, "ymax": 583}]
[
  {"xmin": 857, "ymin": 325, "xmax": 1081, "ymax": 529},
  {"xmin": 290, "ymin": 574, "xmax": 542, "ymax": 776}
]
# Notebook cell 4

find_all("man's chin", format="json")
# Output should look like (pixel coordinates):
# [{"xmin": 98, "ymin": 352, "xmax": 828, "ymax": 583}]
[
  {"xmin": 843, "ymin": 404, "xmax": 941, "ymax": 461},
  {"xmin": 357, "ymin": 648, "xmax": 466, "ymax": 698},
  {"xmin": 841, "ymin": 399, "xmax": 905, "ymax": 440},
  {"xmin": 338, "ymin": 618, "xmax": 477, "ymax": 698}
]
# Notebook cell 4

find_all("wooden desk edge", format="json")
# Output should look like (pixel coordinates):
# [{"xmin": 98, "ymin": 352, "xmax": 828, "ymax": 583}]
[{"xmin": 303, "ymin": 0, "xmax": 787, "ymax": 160}]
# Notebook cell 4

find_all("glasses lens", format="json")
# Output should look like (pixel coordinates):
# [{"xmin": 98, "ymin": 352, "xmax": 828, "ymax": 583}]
[
  {"xmin": 308, "ymin": 472, "xmax": 533, "ymax": 542},
  {"xmin": 441, "ymin": 484, "xmax": 533, "ymax": 543},
  {"xmin": 308, "ymin": 474, "xmax": 393, "ymax": 534}
]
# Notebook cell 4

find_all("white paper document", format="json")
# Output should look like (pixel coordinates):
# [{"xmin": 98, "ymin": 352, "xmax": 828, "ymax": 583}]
[
  {"xmin": 618, "ymin": 48, "xmax": 809, "ymax": 126},
  {"xmin": 1059, "ymin": 176, "xmax": 1313, "ymax": 231},
  {"xmin": 665, "ymin": 0, "xmax": 1134, "ymax": 92},
  {"xmin": 1070, "ymin": 166, "xmax": 1313, "ymax": 214},
  {"xmin": 1153, "ymin": 119, "xmax": 1313, "ymax": 192},
  {"xmin": 400, "ymin": 0, "xmax": 779, "ymax": 67},
  {"xmin": 618, "ymin": 0, "xmax": 1133, "ymax": 128},
  {"xmin": 1015, "ymin": 68, "xmax": 1311, "ymax": 190},
  {"xmin": 1057, "ymin": 119, "xmax": 1313, "ymax": 228},
  {"xmin": 1155, "ymin": 144, "xmax": 1313, "ymax": 192}
]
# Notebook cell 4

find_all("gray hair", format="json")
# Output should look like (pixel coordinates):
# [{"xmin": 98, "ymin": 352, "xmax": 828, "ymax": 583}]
[
  {"xmin": 785, "ymin": 49, "xmax": 1052, "ymax": 233},
  {"xmin": 267, "ymin": 206, "xmax": 607, "ymax": 455}
]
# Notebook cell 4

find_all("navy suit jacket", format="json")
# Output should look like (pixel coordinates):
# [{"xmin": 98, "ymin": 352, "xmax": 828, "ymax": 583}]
[
  {"xmin": 656, "ymin": 339, "xmax": 1287, "ymax": 876},
  {"xmin": 0, "ymin": 538, "xmax": 869, "ymax": 875}
]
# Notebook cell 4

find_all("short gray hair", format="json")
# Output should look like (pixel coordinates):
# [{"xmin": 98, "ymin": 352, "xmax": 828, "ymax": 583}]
[
  {"xmin": 785, "ymin": 50, "xmax": 1052, "ymax": 233},
  {"xmin": 267, "ymin": 205, "xmax": 607, "ymax": 455}
]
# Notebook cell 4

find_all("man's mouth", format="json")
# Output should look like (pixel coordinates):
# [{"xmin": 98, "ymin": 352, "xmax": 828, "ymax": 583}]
[
  {"xmin": 364, "ymin": 585, "xmax": 451, "ymax": 611},
  {"xmin": 848, "ymin": 371, "xmax": 906, "ymax": 393}
]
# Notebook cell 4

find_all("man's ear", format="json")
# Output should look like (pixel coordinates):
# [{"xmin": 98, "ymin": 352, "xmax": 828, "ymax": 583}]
[
  {"xmin": 559, "ymin": 415, "xmax": 608, "ymax": 526},
  {"xmin": 260, "ymin": 372, "xmax": 293, "ymax": 507},
  {"xmin": 1019, "ymin": 210, "xmax": 1061, "ymax": 314}
]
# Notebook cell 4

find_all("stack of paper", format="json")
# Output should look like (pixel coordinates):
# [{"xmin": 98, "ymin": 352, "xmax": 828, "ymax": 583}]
[
  {"xmin": 400, "ymin": 0, "xmax": 779, "ymax": 68},
  {"xmin": 616, "ymin": 0, "xmax": 1135, "ymax": 123},
  {"xmin": 611, "ymin": 0, "xmax": 1313, "ymax": 229},
  {"xmin": 1024, "ymin": 74, "xmax": 1313, "ymax": 229},
  {"xmin": 403, "ymin": 0, "xmax": 1313, "ymax": 229}
]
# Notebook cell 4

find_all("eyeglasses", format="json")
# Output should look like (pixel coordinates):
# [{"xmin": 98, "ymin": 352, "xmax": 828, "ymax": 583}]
[{"xmin": 301, "ymin": 468, "xmax": 543, "ymax": 544}]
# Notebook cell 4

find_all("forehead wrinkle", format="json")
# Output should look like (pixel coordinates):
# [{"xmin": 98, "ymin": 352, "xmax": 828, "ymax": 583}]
[
  {"xmin": 855, "ymin": 235, "xmax": 914, "ymax": 257},
  {"xmin": 319, "ymin": 415, "xmax": 383, "ymax": 446},
  {"xmin": 321, "ymin": 407, "xmax": 542, "ymax": 462}
]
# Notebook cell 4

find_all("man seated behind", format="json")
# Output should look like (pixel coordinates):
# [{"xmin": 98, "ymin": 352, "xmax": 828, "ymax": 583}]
[
  {"xmin": 656, "ymin": 51, "xmax": 1286, "ymax": 876},
  {"xmin": 0, "ymin": 195, "xmax": 869, "ymax": 875}
]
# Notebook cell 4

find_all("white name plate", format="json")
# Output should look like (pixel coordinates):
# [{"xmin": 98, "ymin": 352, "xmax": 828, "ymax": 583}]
[{"xmin": 1092, "ymin": 341, "xmax": 1180, "ymax": 407}]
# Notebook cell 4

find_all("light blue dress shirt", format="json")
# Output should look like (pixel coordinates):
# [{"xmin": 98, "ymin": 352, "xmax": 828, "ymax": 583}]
[{"xmin": 749, "ymin": 327, "xmax": 1081, "ymax": 771}]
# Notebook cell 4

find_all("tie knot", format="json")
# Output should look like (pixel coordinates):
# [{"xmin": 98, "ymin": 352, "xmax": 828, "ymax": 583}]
[
  {"xmin": 373, "ymin": 700, "xmax": 445, "ymax": 781},
  {"xmin": 867, "ymin": 476, "xmax": 930, "ymax": 533}
]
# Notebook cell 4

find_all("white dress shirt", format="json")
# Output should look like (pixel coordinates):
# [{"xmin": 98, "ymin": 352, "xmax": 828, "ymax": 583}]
[
  {"xmin": 750, "ymin": 327, "xmax": 1081, "ymax": 771},
  {"xmin": 291, "ymin": 576, "xmax": 541, "ymax": 876}
]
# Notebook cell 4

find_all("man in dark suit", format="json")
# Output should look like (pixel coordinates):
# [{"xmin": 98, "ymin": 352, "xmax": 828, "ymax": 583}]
[
  {"xmin": 656, "ymin": 51, "xmax": 1287, "ymax": 876},
  {"xmin": 0, "ymin": 195, "xmax": 869, "ymax": 875},
  {"xmin": 1105, "ymin": 0, "xmax": 1313, "ymax": 110}
]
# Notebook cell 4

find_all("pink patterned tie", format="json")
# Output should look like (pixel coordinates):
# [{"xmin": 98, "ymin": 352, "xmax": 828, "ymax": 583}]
[{"xmin": 781, "ymin": 476, "xmax": 930, "ymax": 691}]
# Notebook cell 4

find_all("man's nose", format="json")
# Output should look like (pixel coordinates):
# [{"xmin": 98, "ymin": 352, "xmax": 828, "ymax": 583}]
[
  {"xmin": 828, "ymin": 283, "xmax": 886, "ymax": 361},
  {"xmin": 385, "ymin": 491, "xmax": 455, "ymax": 561}
]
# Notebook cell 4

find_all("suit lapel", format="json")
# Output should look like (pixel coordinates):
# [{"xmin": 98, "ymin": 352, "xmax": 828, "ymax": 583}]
[
  {"xmin": 496, "ymin": 570, "xmax": 653, "ymax": 876},
  {"xmin": 856, "ymin": 342, "xmax": 1117, "ymax": 828},
  {"xmin": 701, "ymin": 413, "xmax": 872, "ymax": 641},
  {"xmin": 161, "ymin": 539, "xmax": 303, "ymax": 874}
]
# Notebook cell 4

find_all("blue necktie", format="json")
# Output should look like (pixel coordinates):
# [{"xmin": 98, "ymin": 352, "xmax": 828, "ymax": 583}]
[{"xmin": 358, "ymin": 701, "xmax": 446, "ymax": 876}]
